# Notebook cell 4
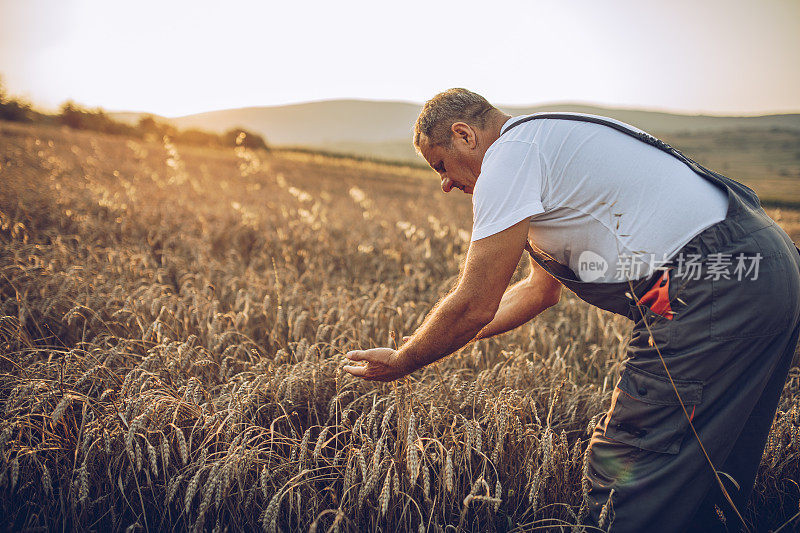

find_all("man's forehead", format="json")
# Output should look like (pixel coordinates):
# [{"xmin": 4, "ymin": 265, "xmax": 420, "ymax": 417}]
[{"xmin": 418, "ymin": 140, "xmax": 443, "ymax": 163}]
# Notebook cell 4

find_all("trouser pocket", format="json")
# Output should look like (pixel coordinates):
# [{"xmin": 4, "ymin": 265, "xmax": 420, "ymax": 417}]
[{"xmin": 604, "ymin": 364, "xmax": 703, "ymax": 454}]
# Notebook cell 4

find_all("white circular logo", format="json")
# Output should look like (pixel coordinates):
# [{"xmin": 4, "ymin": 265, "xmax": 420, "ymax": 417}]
[{"xmin": 578, "ymin": 250, "xmax": 608, "ymax": 282}]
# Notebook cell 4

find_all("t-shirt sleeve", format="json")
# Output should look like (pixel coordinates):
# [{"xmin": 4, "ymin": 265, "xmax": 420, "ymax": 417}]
[{"xmin": 471, "ymin": 140, "xmax": 545, "ymax": 241}]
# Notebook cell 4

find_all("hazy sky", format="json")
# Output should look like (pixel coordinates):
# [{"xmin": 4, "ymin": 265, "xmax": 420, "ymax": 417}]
[{"xmin": 1, "ymin": 0, "xmax": 798, "ymax": 117}]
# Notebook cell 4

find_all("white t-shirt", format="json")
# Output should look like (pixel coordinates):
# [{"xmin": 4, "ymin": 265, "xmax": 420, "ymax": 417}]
[{"xmin": 471, "ymin": 113, "xmax": 729, "ymax": 282}]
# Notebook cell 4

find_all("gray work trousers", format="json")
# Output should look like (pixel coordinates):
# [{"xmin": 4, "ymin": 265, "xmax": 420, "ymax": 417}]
[{"xmin": 586, "ymin": 212, "xmax": 800, "ymax": 532}]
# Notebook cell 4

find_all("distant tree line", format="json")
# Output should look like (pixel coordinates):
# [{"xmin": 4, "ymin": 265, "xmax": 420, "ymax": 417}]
[
  {"xmin": 0, "ymin": 77, "xmax": 268, "ymax": 151},
  {"xmin": 0, "ymin": 80, "xmax": 45, "ymax": 123}
]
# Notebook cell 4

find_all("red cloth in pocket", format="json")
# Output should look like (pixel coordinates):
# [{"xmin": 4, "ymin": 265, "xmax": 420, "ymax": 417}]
[{"xmin": 639, "ymin": 269, "xmax": 674, "ymax": 320}]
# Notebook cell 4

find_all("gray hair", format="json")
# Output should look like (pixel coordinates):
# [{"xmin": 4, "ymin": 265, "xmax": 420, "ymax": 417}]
[{"xmin": 413, "ymin": 88, "xmax": 497, "ymax": 153}]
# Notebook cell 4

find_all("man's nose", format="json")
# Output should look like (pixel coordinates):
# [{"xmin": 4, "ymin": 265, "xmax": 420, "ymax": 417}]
[{"xmin": 441, "ymin": 177, "xmax": 454, "ymax": 193}]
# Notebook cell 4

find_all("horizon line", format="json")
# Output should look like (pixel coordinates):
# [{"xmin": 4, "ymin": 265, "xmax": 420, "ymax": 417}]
[
  {"xmin": 135, "ymin": 97, "xmax": 800, "ymax": 120},
  {"xmin": 21, "ymin": 95, "xmax": 800, "ymax": 120}
]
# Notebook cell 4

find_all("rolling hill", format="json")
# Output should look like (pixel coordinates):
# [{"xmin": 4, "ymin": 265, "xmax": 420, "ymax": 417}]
[
  {"xmin": 110, "ymin": 100, "xmax": 800, "ymax": 204},
  {"xmin": 112, "ymin": 99, "xmax": 800, "ymax": 148}
]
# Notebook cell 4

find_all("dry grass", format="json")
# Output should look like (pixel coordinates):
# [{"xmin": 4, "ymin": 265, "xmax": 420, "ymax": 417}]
[{"xmin": 0, "ymin": 120, "xmax": 798, "ymax": 532}]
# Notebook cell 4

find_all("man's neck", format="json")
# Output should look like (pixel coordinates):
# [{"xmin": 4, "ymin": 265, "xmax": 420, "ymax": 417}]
[{"xmin": 483, "ymin": 112, "xmax": 514, "ymax": 150}]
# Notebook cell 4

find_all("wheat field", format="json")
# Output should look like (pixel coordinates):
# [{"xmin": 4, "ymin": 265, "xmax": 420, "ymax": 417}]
[{"xmin": 0, "ymin": 120, "xmax": 798, "ymax": 532}]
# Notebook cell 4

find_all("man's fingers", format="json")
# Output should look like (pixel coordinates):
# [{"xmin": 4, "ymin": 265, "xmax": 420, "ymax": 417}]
[
  {"xmin": 346, "ymin": 348, "xmax": 393, "ymax": 363},
  {"xmin": 402, "ymin": 336, "xmax": 411, "ymax": 343},
  {"xmin": 342, "ymin": 364, "xmax": 367, "ymax": 377},
  {"xmin": 345, "ymin": 350, "xmax": 365, "ymax": 362},
  {"xmin": 343, "ymin": 348, "xmax": 403, "ymax": 382}
]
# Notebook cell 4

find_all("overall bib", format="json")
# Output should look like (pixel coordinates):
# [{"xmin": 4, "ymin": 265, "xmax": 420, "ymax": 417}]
[{"xmin": 501, "ymin": 114, "xmax": 800, "ymax": 532}]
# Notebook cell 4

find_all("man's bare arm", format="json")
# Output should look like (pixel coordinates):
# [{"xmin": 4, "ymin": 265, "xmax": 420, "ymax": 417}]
[
  {"xmin": 475, "ymin": 253, "xmax": 562, "ymax": 340},
  {"xmin": 343, "ymin": 218, "xmax": 531, "ymax": 381}
]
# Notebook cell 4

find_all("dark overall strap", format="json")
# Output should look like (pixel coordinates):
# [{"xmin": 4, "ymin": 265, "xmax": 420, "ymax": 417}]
[{"xmin": 502, "ymin": 113, "xmax": 725, "ymax": 188}]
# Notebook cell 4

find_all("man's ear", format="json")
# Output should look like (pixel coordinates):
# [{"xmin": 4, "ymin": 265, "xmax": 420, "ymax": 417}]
[{"xmin": 451, "ymin": 122, "xmax": 477, "ymax": 148}]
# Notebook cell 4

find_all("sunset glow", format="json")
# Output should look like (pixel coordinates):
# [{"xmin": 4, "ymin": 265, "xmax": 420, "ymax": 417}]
[{"xmin": 0, "ymin": 0, "xmax": 798, "ymax": 116}]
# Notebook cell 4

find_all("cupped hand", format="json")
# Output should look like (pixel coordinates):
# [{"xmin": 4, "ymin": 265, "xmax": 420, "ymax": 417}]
[{"xmin": 342, "ymin": 347, "xmax": 411, "ymax": 382}]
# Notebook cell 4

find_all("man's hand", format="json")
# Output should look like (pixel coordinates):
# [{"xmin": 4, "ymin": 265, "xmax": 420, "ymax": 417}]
[{"xmin": 343, "ymin": 348, "xmax": 411, "ymax": 382}]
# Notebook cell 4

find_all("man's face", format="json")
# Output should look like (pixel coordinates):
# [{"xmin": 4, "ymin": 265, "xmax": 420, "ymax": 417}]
[{"xmin": 419, "ymin": 136, "xmax": 480, "ymax": 195}]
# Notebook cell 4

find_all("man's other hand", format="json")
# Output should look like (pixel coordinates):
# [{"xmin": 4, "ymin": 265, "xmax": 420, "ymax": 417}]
[{"xmin": 343, "ymin": 348, "xmax": 410, "ymax": 382}]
